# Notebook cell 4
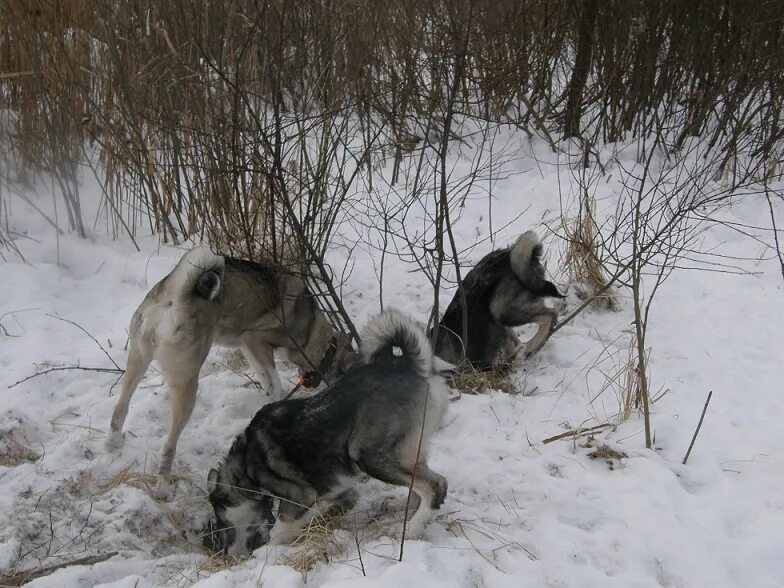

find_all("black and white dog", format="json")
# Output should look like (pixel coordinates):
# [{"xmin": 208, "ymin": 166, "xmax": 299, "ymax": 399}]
[
  {"xmin": 434, "ymin": 231, "xmax": 564, "ymax": 369},
  {"xmin": 206, "ymin": 310, "xmax": 454, "ymax": 557}
]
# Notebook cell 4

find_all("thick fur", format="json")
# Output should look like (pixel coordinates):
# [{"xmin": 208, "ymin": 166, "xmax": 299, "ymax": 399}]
[
  {"xmin": 106, "ymin": 247, "xmax": 357, "ymax": 499},
  {"xmin": 434, "ymin": 231, "xmax": 565, "ymax": 369},
  {"xmin": 207, "ymin": 310, "xmax": 453, "ymax": 557}
]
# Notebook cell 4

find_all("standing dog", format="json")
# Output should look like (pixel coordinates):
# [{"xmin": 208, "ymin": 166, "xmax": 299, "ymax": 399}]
[
  {"xmin": 206, "ymin": 310, "xmax": 454, "ymax": 557},
  {"xmin": 434, "ymin": 231, "xmax": 564, "ymax": 369},
  {"xmin": 105, "ymin": 247, "xmax": 356, "ymax": 499}
]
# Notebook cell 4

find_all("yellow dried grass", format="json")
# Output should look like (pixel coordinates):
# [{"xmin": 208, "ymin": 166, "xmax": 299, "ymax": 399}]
[
  {"xmin": 563, "ymin": 200, "xmax": 616, "ymax": 311},
  {"xmin": 0, "ymin": 433, "xmax": 40, "ymax": 467},
  {"xmin": 279, "ymin": 511, "xmax": 347, "ymax": 573},
  {"xmin": 450, "ymin": 361, "xmax": 517, "ymax": 395}
]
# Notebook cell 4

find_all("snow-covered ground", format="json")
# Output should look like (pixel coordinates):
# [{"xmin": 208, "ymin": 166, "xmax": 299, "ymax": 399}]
[{"xmin": 1, "ymin": 134, "xmax": 782, "ymax": 587}]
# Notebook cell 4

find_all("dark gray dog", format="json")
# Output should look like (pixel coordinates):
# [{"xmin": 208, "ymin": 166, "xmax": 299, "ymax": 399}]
[
  {"xmin": 105, "ymin": 247, "xmax": 357, "ymax": 499},
  {"xmin": 206, "ymin": 310, "xmax": 454, "ymax": 557},
  {"xmin": 434, "ymin": 231, "xmax": 564, "ymax": 369}
]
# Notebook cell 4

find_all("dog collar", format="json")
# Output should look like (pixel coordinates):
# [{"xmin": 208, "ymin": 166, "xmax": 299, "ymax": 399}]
[{"xmin": 298, "ymin": 335, "xmax": 339, "ymax": 388}]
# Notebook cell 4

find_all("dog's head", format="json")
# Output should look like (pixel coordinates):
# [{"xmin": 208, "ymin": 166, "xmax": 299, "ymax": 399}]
[
  {"xmin": 206, "ymin": 466, "xmax": 275, "ymax": 557},
  {"xmin": 297, "ymin": 332, "xmax": 359, "ymax": 389}
]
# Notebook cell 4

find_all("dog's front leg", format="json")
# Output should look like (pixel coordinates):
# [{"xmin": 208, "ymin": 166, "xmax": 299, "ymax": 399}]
[
  {"xmin": 242, "ymin": 343, "xmax": 284, "ymax": 399},
  {"xmin": 522, "ymin": 311, "xmax": 557, "ymax": 358},
  {"xmin": 268, "ymin": 498, "xmax": 331, "ymax": 545}
]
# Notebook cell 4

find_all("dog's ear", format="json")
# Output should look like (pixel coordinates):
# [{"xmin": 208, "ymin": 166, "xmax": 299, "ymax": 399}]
[
  {"xmin": 207, "ymin": 468, "xmax": 219, "ymax": 493},
  {"xmin": 541, "ymin": 281, "xmax": 566, "ymax": 298},
  {"xmin": 432, "ymin": 355, "xmax": 458, "ymax": 374}
]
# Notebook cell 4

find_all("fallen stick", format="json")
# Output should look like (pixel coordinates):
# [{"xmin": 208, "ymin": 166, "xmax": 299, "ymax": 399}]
[
  {"xmin": 682, "ymin": 391, "xmax": 713, "ymax": 465},
  {"xmin": 0, "ymin": 551, "xmax": 118, "ymax": 586},
  {"xmin": 542, "ymin": 423, "xmax": 612, "ymax": 445}
]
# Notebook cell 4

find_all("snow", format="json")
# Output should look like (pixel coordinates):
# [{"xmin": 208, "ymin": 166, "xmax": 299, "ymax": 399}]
[{"xmin": 0, "ymin": 133, "xmax": 782, "ymax": 587}]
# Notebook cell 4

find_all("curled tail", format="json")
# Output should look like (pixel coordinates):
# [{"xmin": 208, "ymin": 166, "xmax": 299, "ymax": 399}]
[
  {"xmin": 360, "ymin": 310, "xmax": 433, "ymax": 375},
  {"xmin": 168, "ymin": 246, "xmax": 225, "ymax": 301},
  {"xmin": 509, "ymin": 231, "xmax": 564, "ymax": 297}
]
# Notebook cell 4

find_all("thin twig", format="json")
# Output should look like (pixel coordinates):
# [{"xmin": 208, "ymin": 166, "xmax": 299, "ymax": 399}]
[
  {"xmin": 0, "ymin": 307, "xmax": 39, "ymax": 338},
  {"xmin": 0, "ymin": 551, "xmax": 118, "ymax": 586},
  {"xmin": 46, "ymin": 314, "xmax": 121, "ymax": 370},
  {"xmin": 764, "ymin": 187, "xmax": 784, "ymax": 282},
  {"xmin": 399, "ymin": 385, "xmax": 428, "ymax": 562},
  {"xmin": 9, "ymin": 365, "xmax": 123, "ymax": 389},
  {"xmin": 682, "ymin": 391, "xmax": 713, "ymax": 465},
  {"xmin": 353, "ymin": 512, "xmax": 366, "ymax": 577},
  {"xmin": 550, "ymin": 272, "xmax": 621, "ymax": 335},
  {"xmin": 542, "ymin": 423, "xmax": 612, "ymax": 445}
]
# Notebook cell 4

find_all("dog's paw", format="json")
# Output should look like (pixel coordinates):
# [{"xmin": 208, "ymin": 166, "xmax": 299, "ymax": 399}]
[
  {"xmin": 267, "ymin": 530, "xmax": 295, "ymax": 546},
  {"xmin": 332, "ymin": 488, "xmax": 358, "ymax": 512},
  {"xmin": 104, "ymin": 430, "xmax": 124, "ymax": 450},
  {"xmin": 523, "ymin": 343, "xmax": 540, "ymax": 360},
  {"xmin": 431, "ymin": 475, "xmax": 448, "ymax": 509},
  {"xmin": 154, "ymin": 478, "xmax": 175, "ymax": 501},
  {"xmin": 267, "ymin": 520, "xmax": 302, "ymax": 545},
  {"xmin": 404, "ymin": 518, "xmax": 427, "ymax": 539},
  {"xmin": 227, "ymin": 543, "xmax": 252, "ymax": 559}
]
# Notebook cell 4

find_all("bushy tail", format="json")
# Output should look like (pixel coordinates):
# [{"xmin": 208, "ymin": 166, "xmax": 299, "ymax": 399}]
[
  {"xmin": 361, "ymin": 310, "xmax": 433, "ymax": 375},
  {"xmin": 509, "ymin": 231, "xmax": 548, "ymax": 292},
  {"xmin": 168, "ymin": 246, "xmax": 225, "ymax": 301}
]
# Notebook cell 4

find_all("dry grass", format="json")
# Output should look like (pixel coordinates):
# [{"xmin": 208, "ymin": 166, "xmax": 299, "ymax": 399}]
[
  {"xmin": 451, "ymin": 361, "xmax": 517, "ymax": 395},
  {"xmin": 4, "ymin": 464, "xmax": 196, "ymax": 582},
  {"xmin": 619, "ymin": 333, "xmax": 640, "ymax": 423},
  {"xmin": 2, "ymin": 0, "xmax": 779, "ymax": 262},
  {"xmin": 0, "ymin": 433, "xmax": 40, "ymax": 467},
  {"xmin": 563, "ymin": 199, "xmax": 616, "ymax": 311},
  {"xmin": 597, "ymin": 331, "xmax": 668, "ymax": 427},
  {"xmin": 194, "ymin": 550, "xmax": 243, "ymax": 576},
  {"xmin": 279, "ymin": 511, "xmax": 347, "ymax": 574},
  {"xmin": 95, "ymin": 464, "xmax": 159, "ymax": 494},
  {"xmin": 60, "ymin": 465, "xmax": 191, "ymax": 531}
]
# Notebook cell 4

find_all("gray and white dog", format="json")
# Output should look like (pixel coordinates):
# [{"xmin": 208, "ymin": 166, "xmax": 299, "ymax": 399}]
[
  {"xmin": 105, "ymin": 247, "xmax": 357, "ymax": 499},
  {"xmin": 206, "ymin": 310, "xmax": 454, "ymax": 557},
  {"xmin": 434, "ymin": 231, "xmax": 565, "ymax": 370}
]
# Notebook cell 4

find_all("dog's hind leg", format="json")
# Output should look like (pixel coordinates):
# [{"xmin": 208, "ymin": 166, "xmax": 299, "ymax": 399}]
[
  {"xmin": 402, "ymin": 463, "xmax": 448, "ymax": 538},
  {"xmin": 358, "ymin": 456, "xmax": 447, "ymax": 539},
  {"xmin": 106, "ymin": 341, "xmax": 152, "ymax": 450},
  {"xmin": 155, "ymin": 372, "xmax": 199, "ymax": 500},
  {"xmin": 241, "ymin": 342, "xmax": 284, "ymax": 399}
]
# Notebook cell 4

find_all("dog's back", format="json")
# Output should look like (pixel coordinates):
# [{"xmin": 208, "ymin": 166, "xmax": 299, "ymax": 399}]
[
  {"xmin": 435, "ymin": 249, "xmax": 509, "ymax": 368},
  {"xmin": 210, "ymin": 311, "xmax": 452, "ymax": 553},
  {"xmin": 251, "ymin": 311, "xmax": 447, "ymax": 492},
  {"xmin": 435, "ymin": 231, "xmax": 563, "ymax": 368}
]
